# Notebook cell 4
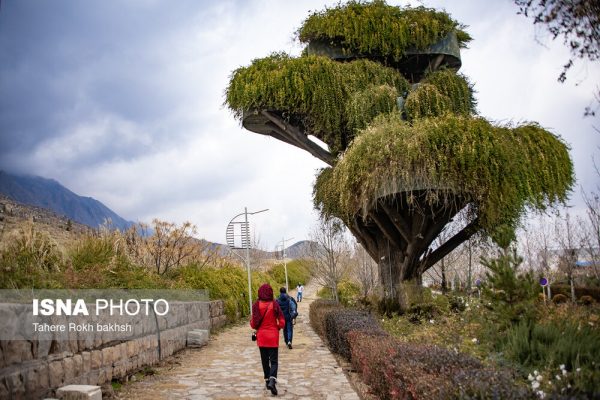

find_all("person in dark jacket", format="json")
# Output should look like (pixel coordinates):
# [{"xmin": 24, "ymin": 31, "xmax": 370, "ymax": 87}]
[
  {"xmin": 276, "ymin": 287, "xmax": 295, "ymax": 349},
  {"xmin": 250, "ymin": 283, "xmax": 285, "ymax": 395}
]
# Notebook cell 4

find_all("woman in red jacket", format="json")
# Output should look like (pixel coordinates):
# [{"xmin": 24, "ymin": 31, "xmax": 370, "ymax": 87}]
[{"xmin": 250, "ymin": 283, "xmax": 285, "ymax": 395}]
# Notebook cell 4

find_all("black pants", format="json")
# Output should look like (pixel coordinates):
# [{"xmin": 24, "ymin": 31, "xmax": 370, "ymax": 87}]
[{"xmin": 259, "ymin": 347, "xmax": 278, "ymax": 379}]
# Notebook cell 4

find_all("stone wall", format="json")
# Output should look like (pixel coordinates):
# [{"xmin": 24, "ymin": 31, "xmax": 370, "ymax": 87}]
[{"xmin": 0, "ymin": 300, "xmax": 226, "ymax": 399}]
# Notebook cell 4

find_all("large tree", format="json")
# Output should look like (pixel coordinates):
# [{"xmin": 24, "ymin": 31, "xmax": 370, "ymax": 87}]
[{"xmin": 226, "ymin": 0, "xmax": 574, "ymax": 302}]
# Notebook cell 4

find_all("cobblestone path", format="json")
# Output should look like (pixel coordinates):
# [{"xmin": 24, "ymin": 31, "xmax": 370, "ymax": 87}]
[{"xmin": 116, "ymin": 285, "xmax": 361, "ymax": 399}]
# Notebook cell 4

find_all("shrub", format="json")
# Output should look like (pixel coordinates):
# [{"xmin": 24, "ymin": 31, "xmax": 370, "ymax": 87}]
[
  {"xmin": 0, "ymin": 221, "xmax": 64, "ymax": 288},
  {"xmin": 551, "ymin": 284, "xmax": 600, "ymax": 302},
  {"xmin": 308, "ymin": 299, "xmax": 342, "ymax": 338},
  {"xmin": 503, "ymin": 319, "xmax": 600, "ymax": 396},
  {"xmin": 325, "ymin": 308, "xmax": 387, "ymax": 360},
  {"xmin": 268, "ymin": 259, "xmax": 311, "ymax": 289},
  {"xmin": 447, "ymin": 295, "xmax": 466, "ymax": 313},
  {"xmin": 348, "ymin": 331, "xmax": 530, "ymax": 399},
  {"xmin": 552, "ymin": 293, "xmax": 568, "ymax": 304},
  {"xmin": 176, "ymin": 264, "xmax": 277, "ymax": 321},
  {"xmin": 406, "ymin": 302, "xmax": 441, "ymax": 322},
  {"xmin": 579, "ymin": 295, "xmax": 595, "ymax": 305},
  {"xmin": 451, "ymin": 368, "xmax": 531, "ymax": 399}
]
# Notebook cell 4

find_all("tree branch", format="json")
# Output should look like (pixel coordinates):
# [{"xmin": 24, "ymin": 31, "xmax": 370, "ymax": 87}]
[
  {"xmin": 421, "ymin": 218, "xmax": 480, "ymax": 272},
  {"xmin": 260, "ymin": 110, "xmax": 335, "ymax": 165}
]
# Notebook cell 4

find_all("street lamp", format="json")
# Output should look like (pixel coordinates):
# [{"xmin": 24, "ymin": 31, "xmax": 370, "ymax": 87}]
[
  {"xmin": 226, "ymin": 207, "xmax": 268, "ymax": 316},
  {"xmin": 277, "ymin": 237, "xmax": 294, "ymax": 292}
]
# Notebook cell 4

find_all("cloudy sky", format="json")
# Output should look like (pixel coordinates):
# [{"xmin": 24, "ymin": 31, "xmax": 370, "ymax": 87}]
[{"xmin": 1, "ymin": 0, "xmax": 598, "ymax": 250}]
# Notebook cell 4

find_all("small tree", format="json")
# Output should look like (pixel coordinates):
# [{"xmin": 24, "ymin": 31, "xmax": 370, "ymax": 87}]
[
  {"xmin": 146, "ymin": 219, "xmax": 197, "ymax": 275},
  {"xmin": 308, "ymin": 217, "xmax": 352, "ymax": 302},
  {"xmin": 554, "ymin": 211, "xmax": 581, "ymax": 301},
  {"xmin": 352, "ymin": 242, "xmax": 378, "ymax": 297}
]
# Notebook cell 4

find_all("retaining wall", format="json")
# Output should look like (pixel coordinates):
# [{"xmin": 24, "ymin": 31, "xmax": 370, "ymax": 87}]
[{"xmin": 0, "ymin": 300, "xmax": 226, "ymax": 399}]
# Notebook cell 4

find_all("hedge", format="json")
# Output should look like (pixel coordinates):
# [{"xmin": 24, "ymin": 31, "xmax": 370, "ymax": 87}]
[
  {"xmin": 324, "ymin": 308, "xmax": 388, "ymax": 360},
  {"xmin": 348, "ymin": 332, "xmax": 532, "ymax": 399},
  {"xmin": 309, "ymin": 299, "xmax": 342, "ymax": 338},
  {"xmin": 551, "ymin": 284, "xmax": 600, "ymax": 302}
]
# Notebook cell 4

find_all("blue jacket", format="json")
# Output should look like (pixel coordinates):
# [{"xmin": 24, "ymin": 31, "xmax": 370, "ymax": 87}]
[{"xmin": 277, "ymin": 293, "xmax": 294, "ymax": 320}]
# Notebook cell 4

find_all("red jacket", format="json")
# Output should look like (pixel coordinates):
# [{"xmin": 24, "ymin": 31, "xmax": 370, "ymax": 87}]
[{"xmin": 250, "ymin": 300, "xmax": 285, "ymax": 348}]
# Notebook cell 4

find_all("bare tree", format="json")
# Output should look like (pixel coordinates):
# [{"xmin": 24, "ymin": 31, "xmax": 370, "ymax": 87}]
[
  {"xmin": 580, "ymin": 158, "xmax": 600, "ymax": 280},
  {"xmin": 308, "ymin": 217, "xmax": 352, "ymax": 302},
  {"xmin": 352, "ymin": 241, "xmax": 378, "ymax": 297},
  {"xmin": 146, "ymin": 219, "xmax": 198, "ymax": 275},
  {"xmin": 554, "ymin": 211, "xmax": 581, "ymax": 302}
]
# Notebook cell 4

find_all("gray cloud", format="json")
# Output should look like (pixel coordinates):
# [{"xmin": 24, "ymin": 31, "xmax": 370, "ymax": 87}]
[{"xmin": 0, "ymin": 0, "xmax": 598, "ymax": 249}]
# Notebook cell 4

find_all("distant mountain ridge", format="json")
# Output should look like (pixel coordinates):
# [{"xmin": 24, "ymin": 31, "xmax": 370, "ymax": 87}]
[{"xmin": 0, "ymin": 171, "xmax": 134, "ymax": 230}]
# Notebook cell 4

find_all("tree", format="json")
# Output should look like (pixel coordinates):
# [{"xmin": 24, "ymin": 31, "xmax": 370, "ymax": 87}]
[
  {"xmin": 308, "ymin": 217, "xmax": 352, "ymax": 302},
  {"xmin": 226, "ymin": 1, "xmax": 574, "ymax": 303},
  {"xmin": 146, "ymin": 219, "xmax": 198, "ymax": 275},
  {"xmin": 514, "ymin": 0, "xmax": 600, "ymax": 115},
  {"xmin": 352, "ymin": 241, "xmax": 378, "ymax": 297},
  {"xmin": 554, "ymin": 211, "xmax": 581, "ymax": 302}
]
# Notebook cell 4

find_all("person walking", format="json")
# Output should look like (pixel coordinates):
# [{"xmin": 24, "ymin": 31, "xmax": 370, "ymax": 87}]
[
  {"xmin": 251, "ymin": 283, "xmax": 285, "ymax": 395},
  {"xmin": 276, "ymin": 287, "xmax": 296, "ymax": 349},
  {"xmin": 296, "ymin": 283, "xmax": 304, "ymax": 302}
]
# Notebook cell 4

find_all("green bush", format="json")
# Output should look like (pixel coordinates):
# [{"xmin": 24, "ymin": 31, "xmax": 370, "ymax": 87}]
[
  {"xmin": 309, "ymin": 299, "xmax": 342, "ymax": 338},
  {"xmin": 176, "ymin": 264, "xmax": 277, "ymax": 321},
  {"xmin": 503, "ymin": 319, "xmax": 600, "ymax": 396},
  {"xmin": 317, "ymin": 280, "xmax": 361, "ymax": 306},
  {"xmin": 267, "ymin": 259, "xmax": 311, "ymax": 290}
]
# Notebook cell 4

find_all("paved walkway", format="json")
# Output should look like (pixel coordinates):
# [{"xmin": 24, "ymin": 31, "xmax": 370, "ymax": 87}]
[{"xmin": 116, "ymin": 285, "xmax": 361, "ymax": 399}]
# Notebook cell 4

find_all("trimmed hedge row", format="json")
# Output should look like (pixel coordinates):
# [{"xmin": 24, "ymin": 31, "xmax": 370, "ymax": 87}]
[
  {"xmin": 309, "ymin": 299, "xmax": 342, "ymax": 338},
  {"xmin": 348, "ymin": 332, "xmax": 531, "ymax": 399},
  {"xmin": 325, "ymin": 309, "xmax": 387, "ymax": 360},
  {"xmin": 309, "ymin": 299, "xmax": 532, "ymax": 400},
  {"xmin": 551, "ymin": 285, "xmax": 600, "ymax": 302}
]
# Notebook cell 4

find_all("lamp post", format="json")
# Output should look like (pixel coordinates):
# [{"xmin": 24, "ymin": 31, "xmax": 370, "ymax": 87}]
[
  {"xmin": 226, "ymin": 207, "xmax": 268, "ymax": 316},
  {"xmin": 278, "ymin": 237, "xmax": 294, "ymax": 292}
]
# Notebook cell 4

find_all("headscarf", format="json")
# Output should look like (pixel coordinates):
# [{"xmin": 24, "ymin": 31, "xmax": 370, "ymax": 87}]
[{"xmin": 251, "ymin": 283, "xmax": 281, "ymax": 327}]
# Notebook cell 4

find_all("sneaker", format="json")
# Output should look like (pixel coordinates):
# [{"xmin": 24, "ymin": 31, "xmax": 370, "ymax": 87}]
[
  {"xmin": 287, "ymin": 342, "xmax": 292, "ymax": 349},
  {"xmin": 267, "ymin": 377, "xmax": 277, "ymax": 395}
]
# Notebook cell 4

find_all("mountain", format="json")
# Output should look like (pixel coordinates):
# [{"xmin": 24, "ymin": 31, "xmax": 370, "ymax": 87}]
[{"xmin": 0, "ymin": 171, "xmax": 134, "ymax": 231}]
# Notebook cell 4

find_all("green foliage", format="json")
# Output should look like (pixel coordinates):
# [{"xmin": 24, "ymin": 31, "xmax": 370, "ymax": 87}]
[
  {"xmin": 346, "ymin": 84, "xmax": 399, "ymax": 132},
  {"xmin": 481, "ymin": 249, "xmax": 539, "ymax": 326},
  {"xmin": 176, "ymin": 264, "xmax": 278, "ymax": 321},
  {"xmin": 317, "ymin": 280, "xmax": 361, "ymax": 306},
  {"xmin": 267, "ymin": 259, "xmax": 311, "ymax": 289},
  {"xmin": 404, "ymin": 83, "xmax": 452, "ymax": 120},
  {"xmin": 0, "ymin": 222, "xmax": 64, "ymax": 288},
  {"xmin": 404, "ymin": 70, "xmax": 476, "ymax": 121},
  {"xmin": 298, "ymin": 1, "xmax": 472, "ymax": 60},
  {"xmin": 504, "ymin": 319, "xmax": 600, "ymax": 397},
  {"xmin": 313, "ymin": 114, "xmax": 574, "ymax": 242},
  {"xmin": 226, "ymin": 53, "xmax": 409, "ymax": 154}
]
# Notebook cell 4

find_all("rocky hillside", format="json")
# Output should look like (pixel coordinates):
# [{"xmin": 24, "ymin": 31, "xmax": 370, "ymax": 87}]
[{"xmin": 0, "ymin": 171, "xmax": 134, "ymax": 230}]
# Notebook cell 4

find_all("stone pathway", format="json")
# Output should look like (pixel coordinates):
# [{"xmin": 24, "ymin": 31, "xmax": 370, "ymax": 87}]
[{"xmin": 116, "ymin": 285, "xmax": 361, "ymax": 399}]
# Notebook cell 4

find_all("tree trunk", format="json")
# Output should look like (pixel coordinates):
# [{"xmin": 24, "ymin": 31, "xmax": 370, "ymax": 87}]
[
  {"xmin": 346, "ymin": 192, "xmax": 477, "ymax": 302},
  {"xmin": 441, "ymin": 259, "xmax": 447, "ymax": 293}
]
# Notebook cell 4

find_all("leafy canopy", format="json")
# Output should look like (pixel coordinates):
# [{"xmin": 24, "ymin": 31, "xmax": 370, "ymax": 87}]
[
  {"xmin": 314, "ymin": 114, "xmax": 574, "ymax": 240},
  {"xmin": 298, "ymin": 0, "xmax": 472, "ymax": 60}
]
